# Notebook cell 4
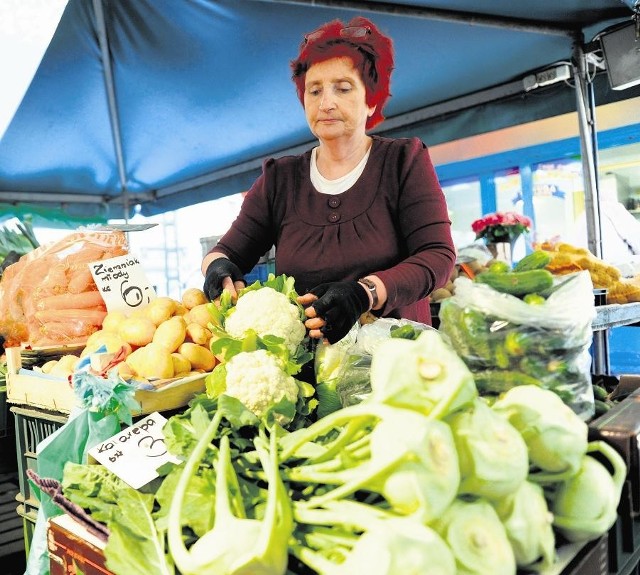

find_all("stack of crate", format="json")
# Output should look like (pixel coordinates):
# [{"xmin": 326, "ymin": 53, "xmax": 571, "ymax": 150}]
[
  {"xmin": 11, "ymin": 406, "xmax": 67, "ymax": 555},
  {"xmin": 589, "ymin": 383, "xmax": 640, "ymax": 574}
]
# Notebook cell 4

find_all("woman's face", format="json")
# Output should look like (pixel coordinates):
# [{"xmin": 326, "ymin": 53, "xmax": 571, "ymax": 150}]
[{"xmin": 303, "ymin": 56, "xmax": 375, "ymax": 143}]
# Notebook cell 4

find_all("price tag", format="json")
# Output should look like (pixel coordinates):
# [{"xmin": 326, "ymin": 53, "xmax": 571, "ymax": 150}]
[
  {"xmin": 89, "ymin": 253, "xmax": 156, "ymax": 313},
  {"xmin": 88, "ymin": 412, "xmax": 180, "ymax": 489}
]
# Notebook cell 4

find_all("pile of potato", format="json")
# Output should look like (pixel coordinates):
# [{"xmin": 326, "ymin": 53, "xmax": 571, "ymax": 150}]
[
  {"xmin": 39, "ymin": 288, "xmax": 218, "ymax": 383},
  {"xmin": 430, "ymin": 257, "xmax": 489, "ymax": 303}
]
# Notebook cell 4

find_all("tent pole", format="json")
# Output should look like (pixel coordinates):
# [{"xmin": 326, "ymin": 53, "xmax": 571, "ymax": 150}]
[
  {"xmin": 572, "ymin": 40, "xmax": 602, "ymax": 259},
  {"xmin": 92, "ymin": 0, "xmax": 130, "ymax": 222}
]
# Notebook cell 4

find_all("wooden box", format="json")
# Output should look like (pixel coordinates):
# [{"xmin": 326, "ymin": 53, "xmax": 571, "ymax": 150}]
[
  {"xmin": 5, "ymin": 346, "xmax": 207, "ymax": 415},
  {"xmin": 48, "ymin": 514, "xmax": 114, "ymax": 575}
]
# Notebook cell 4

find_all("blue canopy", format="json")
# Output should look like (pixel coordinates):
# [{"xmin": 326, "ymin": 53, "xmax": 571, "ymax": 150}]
[{"xmin": 0, "ymin": 0, "xmax": 636, "ymax": 221}]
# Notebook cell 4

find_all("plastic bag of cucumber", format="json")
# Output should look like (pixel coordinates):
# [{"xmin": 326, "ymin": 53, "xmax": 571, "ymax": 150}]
[{"xmin": 438, "ymin": 259, "xmax": 596, "ymax": 420}]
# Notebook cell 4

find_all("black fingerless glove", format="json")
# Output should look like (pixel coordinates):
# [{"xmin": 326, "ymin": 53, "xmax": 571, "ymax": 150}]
[
  {"xmin": 203, "ymin": 258, "xmax": 245, "ymax": 301},
  {"xmin": 309, "ymin": 281, "xmax": 371, "ymax": 344}
]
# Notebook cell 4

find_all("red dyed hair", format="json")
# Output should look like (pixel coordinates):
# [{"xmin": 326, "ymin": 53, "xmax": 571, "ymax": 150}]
[{"xmin": 290, "ymin": 16, "xmax": 394, "ymax": 130}]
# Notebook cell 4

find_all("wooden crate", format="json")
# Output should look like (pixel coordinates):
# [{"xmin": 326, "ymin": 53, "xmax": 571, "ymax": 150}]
[
  {"xmin": 48, "ymin": 514, "xmax": 114, "ymax": 575},
  {"xmin": 5, "ymin": 347, "xmax": 207, "ymax": 415}
]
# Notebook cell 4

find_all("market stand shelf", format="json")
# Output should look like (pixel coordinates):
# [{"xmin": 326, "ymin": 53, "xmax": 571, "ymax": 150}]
[
  {"xmin": 5, "ymin": 347, "xmax": 207, "ymax": 415},
  {"xmin": 592, "ymin": 303, "xmax": 640, "ymax": 375}
]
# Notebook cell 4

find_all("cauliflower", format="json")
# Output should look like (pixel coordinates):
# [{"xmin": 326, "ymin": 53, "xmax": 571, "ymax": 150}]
[
  {"xmin": 224, "ymin": 349, "xmax": 299, "ymax": 425},
  {"xmin": 224, "ymin": 286, "xmax": 306, "ymax": 354}
]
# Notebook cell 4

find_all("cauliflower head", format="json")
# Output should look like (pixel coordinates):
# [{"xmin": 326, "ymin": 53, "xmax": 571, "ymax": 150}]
[
  {"xmin": 224, "ymin": 349, "xmax": 299, "ymax": 424},
  {"xmin": 224, "ymin": 287, "xmax": 306, "ymax": 354}
]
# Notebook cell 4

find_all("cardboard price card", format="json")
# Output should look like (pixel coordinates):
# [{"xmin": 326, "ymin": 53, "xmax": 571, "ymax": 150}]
[
  {"xmin": 89, "ymin": 412, "xmax": 180, "ymax": 489},
  {"xmin": 89, "ymin": 253, "xmax": 156, "ymax": 313}
]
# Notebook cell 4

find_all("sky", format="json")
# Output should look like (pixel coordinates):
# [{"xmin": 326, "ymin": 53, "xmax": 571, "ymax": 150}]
[{"xmin": 0, "ymin": 0, "xmax": 68, "ymax": 139}]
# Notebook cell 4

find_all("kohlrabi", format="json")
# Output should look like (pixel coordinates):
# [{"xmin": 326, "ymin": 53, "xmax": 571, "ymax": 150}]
[
  {"xmin": 281, "ymin": 402, "xmax": 460, "ymax": 523},
  {"xmin": 433, "ymin": 498, "xmax": 516, "ymax": 575},
  {"xmin": 292, "ymin": 500, "xmax": 456, "ymax": 575},
  {"xmin": 492, "ymin": 480, "xmax": 556, "ymax": 569},
  {"xmin": 369, "ymin": 329, "xmax": 477, "ymax": 419},
  {"xmin": 168, "ymin": 411, "xmax": 292, "ymax": 575},
  {"xmin": 550, "ymin": 440, "xmax": 627, "ymax": 543},
  {"xmin": 446, "ymin": 398, "xmax": 529, "ymax": 500},
  {"xmin": 491, "ymin": 385, "xmax": 588, "ymax": 479}
]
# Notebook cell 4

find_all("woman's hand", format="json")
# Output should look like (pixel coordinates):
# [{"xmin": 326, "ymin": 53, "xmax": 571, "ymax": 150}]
[
  {"xmin": 202, "ymin": 258, "xmax": 245, "ymax": 302},
  {"xmin": 297, "ymin": 281, "xmax": 370, "ymax": 344}
]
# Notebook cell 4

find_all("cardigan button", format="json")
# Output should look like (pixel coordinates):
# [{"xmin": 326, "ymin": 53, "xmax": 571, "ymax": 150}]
[
  {"xmin": 328, "ymin": 212, "xmax": 341, "ymax": 223},
  {"xmin": 328, "ymin": 197, "xmax": 341, "ymax": 208}
]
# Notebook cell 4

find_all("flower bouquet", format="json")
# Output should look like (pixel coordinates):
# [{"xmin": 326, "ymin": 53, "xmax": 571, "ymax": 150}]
[{"xmin": 471, "ymin": 211, "xmax": 532, "ymax": 244}]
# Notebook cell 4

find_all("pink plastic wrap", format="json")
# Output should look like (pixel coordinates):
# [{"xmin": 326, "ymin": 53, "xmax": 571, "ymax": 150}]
[{"xmin": 0, "ymin": 230, "xmax": 128, "ymax": 347}]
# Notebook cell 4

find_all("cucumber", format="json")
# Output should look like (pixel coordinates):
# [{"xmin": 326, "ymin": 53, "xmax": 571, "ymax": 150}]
[
  {"xmin": 514, "ymin": 250, "xmax": 552, "ymax": 272},
  {"xmin": 488, "ymin": 260, "xmax": 511, "ymax": 274},
  {"xmin": 592, "ymin": 385, "xmax": 609, "ymax": 401},
  {"xmin": 473, "ymin": 370, "xmax": 542, "ymax": 394},
  {"xmin": 475, "ymin": 269, "xmax": 554, "ymax": 296}
]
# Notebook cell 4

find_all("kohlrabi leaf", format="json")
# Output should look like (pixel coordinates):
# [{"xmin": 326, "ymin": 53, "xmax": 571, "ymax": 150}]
[{"xmin": 103, "ymin": 490, "xmax": 174, "ymax": 575}]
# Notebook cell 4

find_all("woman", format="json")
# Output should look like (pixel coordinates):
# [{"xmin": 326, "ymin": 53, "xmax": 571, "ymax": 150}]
[{"xmin": 202, "ymin": 16, "xmax": 455, "ymax": 344}]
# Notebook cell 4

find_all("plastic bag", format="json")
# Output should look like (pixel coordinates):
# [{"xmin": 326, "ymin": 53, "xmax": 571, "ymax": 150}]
[
  {"xmin": 314, "ymin": 318, "xmax": 435, "ymax": 413},
  {"xmin": 0, "ymin": 229, "xmax": 128, "ymax": 347},
  {"xmin": 438, "ymin": 271, "xmax": 596, "ymax": 419},
  {"xmin": 24, "ymin": 350, "xmax": 139, "ymax": 575}
]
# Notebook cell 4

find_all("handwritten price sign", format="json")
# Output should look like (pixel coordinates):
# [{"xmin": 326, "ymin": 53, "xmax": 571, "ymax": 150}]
[
  {"xmin": 89, "ymin": 412, "xmax": 180, "ymax": 489},
  {"xmin": 90, "ymin": 254, "xmax": 156, "ymax": 313}
]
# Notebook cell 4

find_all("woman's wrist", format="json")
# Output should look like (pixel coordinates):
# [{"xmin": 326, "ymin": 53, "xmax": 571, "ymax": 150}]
[{"xmin": 358, "ymin": 275, "xmax": 386, "ymax": 311}]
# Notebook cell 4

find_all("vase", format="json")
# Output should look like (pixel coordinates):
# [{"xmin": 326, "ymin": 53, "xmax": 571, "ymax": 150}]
[{"xmin": 486, "ymin": 241, "xmax": 513, "ymax": 266}]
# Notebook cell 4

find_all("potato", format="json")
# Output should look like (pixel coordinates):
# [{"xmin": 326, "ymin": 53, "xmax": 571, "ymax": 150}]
[
  {"xmin": 185, "ymin": 322, "xmax": 211, "ymax": 346},
  {"xmin": 117, "ymin": 361, "xmax": 135, "ymax": 380},
  {"xmin": 153, "ymin": 316, "xmax": 187, "ymax": 352},
  {"xmin": 48, "ymin": 354, "xmax": 80, "ymax": 377},
  {"xmin": 145, "ymin": 297, "xmax": 178, "ymax": 326},
  {"xmin": 129, "ymin": 307, "xmax": 149, "ymax": 319},
  {"xmin": 143, "ymin": 343, "xmax": 175, "ymax": 379},
  {"xmin": 178, "ymin": 342, "xmax": 216, "ymax": 371},
  {"xmin": 186, "ymin": 303, "xmax": 214, "ymax": 328},
  {"xmin": 127, "ymin": 343, "xmax": 174, "ymax": 379},
  {"xmin": 40, "ymin": 359, "xmax": 59, "ymax": 374},
  {"xmin": 173, "ymin": 303, "xmax": 189, "ymax": 316},
  {"xmin": 118, "ymin": 317, "xmax": 156, "ymax": 347},
  {"xmin": 181, "ymin": 287, "xmax": 208, "ymax": 310},
  {"xmin": 124, "ymin": 347, "xmax": 146, "ymax": 376},
  {"xmin": 81, "ymin": 330, "xmax": 131, "ymax": 358},
  {"xmin": 102, "ymin": 310, "xmax": 127, "ymax": 333},
  {"xmin": 430, "ymin": 288, "xmax": 452, "ymax": 302},
  {"xmin": 171, "ymin": 352, "xmax": 191, "ymax": 377}
]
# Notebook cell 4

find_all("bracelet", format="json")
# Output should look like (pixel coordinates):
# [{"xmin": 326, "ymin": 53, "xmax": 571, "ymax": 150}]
[{"xmin": 358, "ymin": 277, "xmax": 379, "ymax": 310}]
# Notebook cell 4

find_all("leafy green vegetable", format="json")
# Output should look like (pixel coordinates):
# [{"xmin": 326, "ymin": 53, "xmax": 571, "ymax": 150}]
[
  {"xmin": 61, "ymin": 462, "xmax": 173, "ymax": 575},
  {"xmin": 0, "ymin": 217, "xmax": 39, "ymax": 261},
  {"xmin": 168, "ymin": 408, "xmax": 292, "ymax": 575}
]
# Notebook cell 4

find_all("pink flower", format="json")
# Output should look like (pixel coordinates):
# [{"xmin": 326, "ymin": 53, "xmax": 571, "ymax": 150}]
[{"xmin": 470, "ymin": 211, "xmax": 531, "ymax": 243}]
